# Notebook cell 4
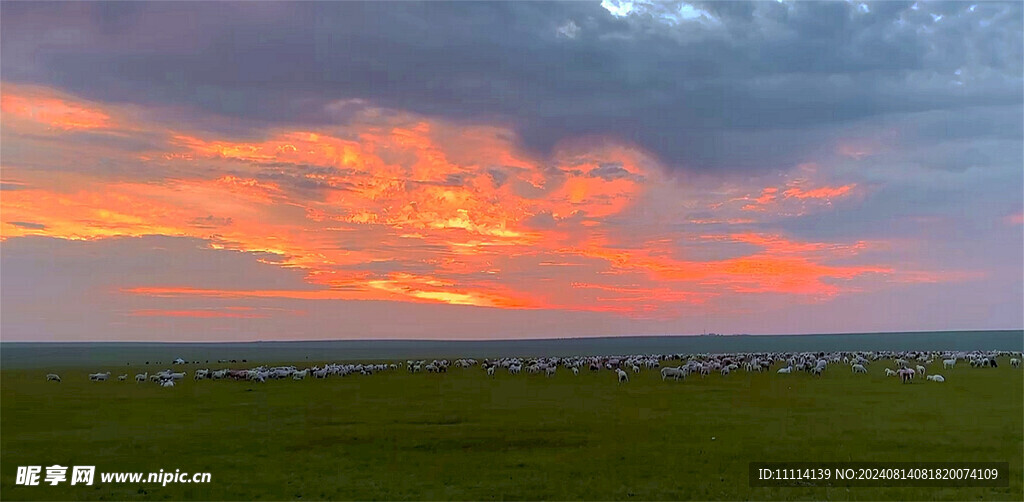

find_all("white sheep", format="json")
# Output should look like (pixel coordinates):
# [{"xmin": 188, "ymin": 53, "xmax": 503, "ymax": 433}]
[
  {"xmin": 915, "ymin": 365, "xmax": 926, "ymax": 376},
  {"xmin": 897, "ymin": 367, "xmax": 915, "ymax": 383},
  {"xmin": 943, "ymin": 358, "xmax": 956, "ymax": 369},
  {"xmin": 926, "ymin": 374, "xmax": 945, "ymax": 382},
  {"xmin": 160, "ymin": 379, "xmax": 175, "ymax": 387},
  {"xmin": 661, "ymin": 367, "xmax": 685, "ymax": 381},
  {"xmin": 46, "ymin": 373, "xmax": 61, "ymax": 382},
  {"xmin": 572, "ymin": 367, "xmax": 579, "ymax": 376},
  {"xmin": 1011, "ymin": 358, "xmax": 1020, "ymax": 368},
  {"xmin": 117, "ymin": 374, "xmax": 128, "ymax": 381},
  {"xmin": 852, "ymin": 364, "xmax": 867, "ymax": 374},
  {"xmin": 89, "ymin": 372, "xmax": 111, "ymax": 381},
  {"xmin": 616, "ymin": 368, "xmax": 629, "ymax": 383},
  {"xmin": 777, "ymin": 366, "xmax": 792, "ymax": 374},
  {"xmin": 135, "ymin": 372, "xmax": 148, "ymax": 382},
  {"xmin": 884, "ymin": 368, "xmax": 896, "ymax": 377}
]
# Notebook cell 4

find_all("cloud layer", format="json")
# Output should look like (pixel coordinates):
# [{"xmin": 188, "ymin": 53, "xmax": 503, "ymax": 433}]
[{"xmin": 1, "ymin": 2, "xmax": 1020, "ymax": 340}]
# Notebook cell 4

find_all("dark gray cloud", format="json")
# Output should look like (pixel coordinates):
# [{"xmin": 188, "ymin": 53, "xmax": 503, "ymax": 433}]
[
  {"xmin": 2, "ymin": 1, "xmax": 1019, "ymax": 172},
  {"xmin": 8, "ymin": 221, "xmax": 46, "ymax": 230},
  {"xmin": 589, "ymin": 162, "xmax": 644, "ymax": 182},
  {"xmin": 188, "ymin": 215, "xmax": 233, "ymax": 229}
]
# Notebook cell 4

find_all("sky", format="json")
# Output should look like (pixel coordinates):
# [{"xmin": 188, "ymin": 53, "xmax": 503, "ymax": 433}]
[{"xmin": 1, "ymin": 1, "xmax": 1021, "ymax": 342}]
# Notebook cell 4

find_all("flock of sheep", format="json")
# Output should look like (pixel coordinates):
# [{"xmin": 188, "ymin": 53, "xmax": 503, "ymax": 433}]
[{"xmin": 46, "ymin": 349, "xmax": 1021, "ymax": 387}]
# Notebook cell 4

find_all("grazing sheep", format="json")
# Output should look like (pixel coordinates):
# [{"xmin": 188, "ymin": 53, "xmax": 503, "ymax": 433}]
[
  {"xmin": 486, "ymin": 366, "xmax": 496, "ymax": 377},
  {"xmin": 661, "ymin": 367, "xmax": 685, "ymax": 381},
  {"xmin": 897, "ymin": 368, "xmax": 915, "ymax": 383},
  {"xmin": 885, "ymin": 368, "xmax": 897, "ymax": 377},
  {"xmin": 160, "ymin": 379, "xmax": 175, "ymax": 387},
  {"xmin": 545, "ymin": 366, "xmax": 557, "ymax": 378},
  {"xmin": 1011, "ymin": 358, "xmax": 1020, "ymax": 368},
  {"xmin": 852, "ymin": 364, "xmax": 867, "ymax": 374},
  {"xmin": 915, "ymin": 365, "xmax": 926, "ymax": 376},
  {"xmin": 721, "ymin": 366, "xmax": 731, "ymax": 376},
  {"xmin": 572, "ymin": 367, "xmax": 579, "ymax": 376},
  {"xmin": 89, "ymin": 372, "xmax": 111, "ymax": 381},
  {"xmin": 135, "ymin": 372, "xmax": 148, "ymax": 382},
  {"xmin": 616, "ymin": 368, "xmax": 629, "ymax": 383},
  {"xmin": 943, "ymin": 358, "xmax": 956, "ymax": 369},
  {"xmin": 631, "ymin": 365, "xmax": 640, "ymax": 374},
  {"xmin": 777, "ymin": 366, "xmax": 792, "ymax": 374},
  {"xmin": 46, "ymin": 373, "xmax": 61, "ymax": 382},
  {"xmin": 117, "ymin": 374, "xmax": 128, "ymax": 381},
  {"xmin": 926, "ymin": 374, "xmax": 945, "ymax": 382}
]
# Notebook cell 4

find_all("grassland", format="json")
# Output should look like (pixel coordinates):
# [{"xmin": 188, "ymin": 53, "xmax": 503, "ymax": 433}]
[{"xmin": 2, "ymin": 358, "xmax": 1021, "ymax": 500}]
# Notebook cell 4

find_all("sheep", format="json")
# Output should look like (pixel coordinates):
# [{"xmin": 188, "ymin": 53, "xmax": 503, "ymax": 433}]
[
  {"xmin": 117, "ymin": 374, "xmax": 128, "ymax": 381},
  {"xmin": 915, "ymin": 365, "xmax": 926, "ymax": 376},
  {"xmin": 160, "ymin": 379, "xmax": 175, "ymax": 388},
  {"xmin": 885, "ymin": 368, "xmax": 896, "ymax": 377},
  {"xmin": 46, "ymin": 373, "xmax": 61, "ymax": 382},
  {"xmin": 852, "ymin": 364, "xmax": 867, "ymax": 374},
  {"xmin": 897, "ymin": 368, "xmax": 915, "ymax": 383},
  {"xmin": 168, "ymin": 372, "xmax": 186, "ymax": 381},
  {"xmin": 631, "ymin": 364, "xmax": 640, "ymax": 374},
  {"xmin": 133, "ymin": 372, "xmax": 147, "ymax": 383},
  {"xmin": 571, "ymin": 367, "xmax": 579, "ymax": 376},
  {"xmin": 616, "ymin": 368, "xmax": 629, "ymax": 383},
  {"xmin": 777, "ymin": 366, "xmax": 792, "ymax": 374},
  {"xmin": 661, "ymin": 367, "xmax": 685, "ymax": 381},
  {"xmin": 486, "ymin": 366, "xmax": 496, "ymax": 377},
  {"xmin": 721, "ymin": 366, "xmax": 731, "ymax": 376},
  {"xmin": 943, "ymin": 358, "xmax": 956, "ymax": 369},
  {"xmin": 545, "ymin": 366, "xmax": 557, "ymax": 378},
  {"xmin": 926, "ymin": 374, "xmax": 945, "ymax": 382},
  {"xmin": 1012, "ymin": 358, "xmax": 1021, "ymax": 368},
  {"xmin": 89, "ymin": 372, "xmax": 111, "ymax": 381}
]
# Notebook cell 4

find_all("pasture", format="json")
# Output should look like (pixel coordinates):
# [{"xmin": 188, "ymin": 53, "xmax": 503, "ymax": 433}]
[{"xmin": 2, "ymin": 357, "xmax": 1021, "ymax": 500}]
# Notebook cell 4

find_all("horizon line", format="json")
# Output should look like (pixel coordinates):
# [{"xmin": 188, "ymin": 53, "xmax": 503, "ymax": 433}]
[{"xmin": 3, "ymin": 328, "xmax": 1021, "ymax": 345}]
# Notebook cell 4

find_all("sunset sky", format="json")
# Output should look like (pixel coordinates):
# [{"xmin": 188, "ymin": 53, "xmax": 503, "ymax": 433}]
[{"xmin": 1, "ymin": 1, "xmax": 1021, "ymax": 341}]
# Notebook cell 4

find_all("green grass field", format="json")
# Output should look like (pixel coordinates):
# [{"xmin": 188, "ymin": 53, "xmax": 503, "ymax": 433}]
[{"xmin": 2, "ymin": 359, "xmax": 1021, "ymax": 500}]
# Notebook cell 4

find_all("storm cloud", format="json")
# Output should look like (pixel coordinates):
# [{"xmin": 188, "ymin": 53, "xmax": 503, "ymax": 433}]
[{"xmin": 2, "ymin": 1, "xmax": 1019, "ymax": 172}]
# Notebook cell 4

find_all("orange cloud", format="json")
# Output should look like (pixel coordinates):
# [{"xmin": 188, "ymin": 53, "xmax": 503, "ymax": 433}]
[
  {"xmin": 2, "ymin": 85, "xmax": 963, "ymax": 319},
  {"xmin": 783, "ymin": 184, "xmax": 856, "ymax": 200},
  {"xmin": 1, "ymin": 88, "xmax": 112, "ymax": 130}
]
